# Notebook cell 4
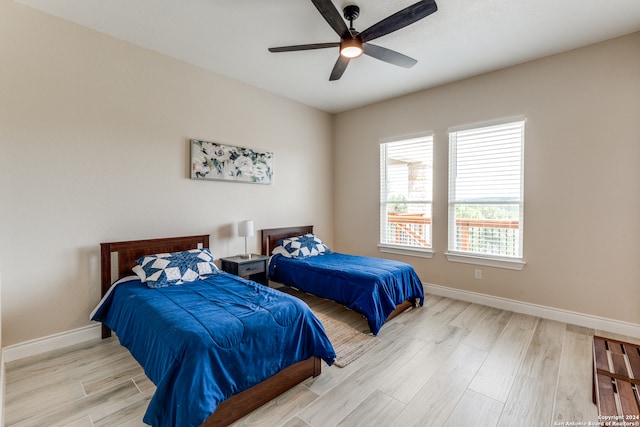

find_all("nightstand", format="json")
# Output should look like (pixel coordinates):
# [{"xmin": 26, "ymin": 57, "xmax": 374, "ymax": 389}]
[{"xmin": 220, "ymin": 255, "xmax": 270, "ymax": 286}]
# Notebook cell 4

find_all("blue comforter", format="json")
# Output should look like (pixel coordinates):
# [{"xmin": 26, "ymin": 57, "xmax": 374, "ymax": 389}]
[
  {"xmin": 91, "ymin": 273, "xmax": 335, "ymax": 427},
  {"xmin": 269, "ymin": 253, "xmax": 424, "ymax": 335}
]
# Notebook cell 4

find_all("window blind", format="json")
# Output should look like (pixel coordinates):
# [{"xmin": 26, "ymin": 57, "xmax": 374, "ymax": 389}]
[
  {"xmin": 380, "ymin": 135, "xmax": 433, "ymax": 249},
  {"xmin": 448, "ymin": 120, "xmax": 524, "ymax": 259}
]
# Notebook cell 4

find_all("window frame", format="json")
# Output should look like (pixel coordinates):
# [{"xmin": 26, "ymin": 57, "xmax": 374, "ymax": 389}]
[
  {"xmin": 379, "ymin": 133, "xmax": 434, "ymax": 259},
  {"xmin": 445, "ymin": 117, "xmax": 526, "ymax": 270}
]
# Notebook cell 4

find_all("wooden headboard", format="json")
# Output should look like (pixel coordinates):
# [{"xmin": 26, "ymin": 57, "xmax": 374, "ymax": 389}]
[
  {"xmin": 261, "ymin": 225, "xmax": 313, "ymax": 255},
  {"xmin": 99, "ymin": 234, "xmax": 210, "ymax": 338}
]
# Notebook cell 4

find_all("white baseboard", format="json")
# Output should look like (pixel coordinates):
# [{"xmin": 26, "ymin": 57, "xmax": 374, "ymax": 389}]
[
  {"xmin": 2, "ymin": 324, "xmax": 101, "ymax": 363},
  {"xmin": 424, "ymin": 282, "xmax": 640, "ymax": 338},
  {"xmin": 3, "ymin": 285, "xmax": 640, "ymax": 363}
]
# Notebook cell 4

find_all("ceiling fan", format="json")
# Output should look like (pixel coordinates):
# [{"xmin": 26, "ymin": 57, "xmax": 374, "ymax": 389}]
[{"xmin": 268, "ymin": 0, "xmax": 438, "ymax": 81}]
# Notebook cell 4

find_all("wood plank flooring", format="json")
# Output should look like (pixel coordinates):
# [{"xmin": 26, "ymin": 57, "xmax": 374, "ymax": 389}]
[{"xmin": 6, "ymin": 288, "xmax": 638, "ymax": 426}]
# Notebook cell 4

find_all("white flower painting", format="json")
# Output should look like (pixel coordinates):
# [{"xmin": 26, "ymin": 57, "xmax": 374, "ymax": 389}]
[{"xmin": 191, "ymin": 140, "xmax": 273, "ymax": 184}]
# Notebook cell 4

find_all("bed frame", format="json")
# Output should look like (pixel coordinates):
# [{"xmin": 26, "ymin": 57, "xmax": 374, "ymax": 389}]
[
  {"xmin": 100, "ymin": 234, "xmax": 321, "ymax": 427},
  {"xmin": 261, "ymin": 226, "xmax": 414, "ymax": 328}
]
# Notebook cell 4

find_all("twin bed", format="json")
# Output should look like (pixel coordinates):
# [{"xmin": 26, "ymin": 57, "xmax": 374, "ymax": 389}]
[
  {"xmin": 262, "ymin": 225, "xmax": 425, "ymax": 335},
  {"xmin": 93, "ymin": 227, "xmax": 424, "ymax": 426},
  {"xmin": 92, "ymin": 234, "xmax": 334, "ymax": 427}
]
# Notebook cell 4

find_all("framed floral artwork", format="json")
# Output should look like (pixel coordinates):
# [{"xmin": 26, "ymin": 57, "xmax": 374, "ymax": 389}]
[{"xmin": 190, "ymin": 139, "xmax": 273, "ymax": 184}]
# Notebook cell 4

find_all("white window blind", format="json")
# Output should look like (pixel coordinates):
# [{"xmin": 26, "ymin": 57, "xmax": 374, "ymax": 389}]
[
  {"xmin": 380, "ymin": 135, "xmax": 433, "ymax": 253},
  {"xmin": 448, "ymin": 119, "xmax": 525, "ymax": 262}
]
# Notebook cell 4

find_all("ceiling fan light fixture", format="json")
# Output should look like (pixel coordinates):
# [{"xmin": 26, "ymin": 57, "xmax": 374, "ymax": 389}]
[{"xmin": 340, "ymin": 38, "xmax": 363, "ymax": 58}]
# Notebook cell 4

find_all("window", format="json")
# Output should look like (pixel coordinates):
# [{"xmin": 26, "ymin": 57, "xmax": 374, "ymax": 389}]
[
  {"xmin": 447, "ymin": 119, "xmax": 525, "ymax": 269},
  {"xmin": 380, "ymin": 134, "xmax": 433, "ymax": 257}
]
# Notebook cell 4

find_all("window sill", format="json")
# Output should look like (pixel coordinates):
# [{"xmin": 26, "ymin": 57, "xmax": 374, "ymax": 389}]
[
  {"xmin": 378, "ymin": 244, "xmax": 434, "ymax": 259},
  {"xmin": 444, "ymin": 251, "xmax": 525, "ymax": 270}
]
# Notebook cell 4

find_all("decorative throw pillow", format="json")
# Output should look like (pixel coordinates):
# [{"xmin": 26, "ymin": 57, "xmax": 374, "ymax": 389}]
[
  {"xmin": 132, "ymin": 248, "xmax": 218, "ymax": 288},
  {"xmin": 273, "ymin": 234, "xmax": 331, "ymax": 259}
]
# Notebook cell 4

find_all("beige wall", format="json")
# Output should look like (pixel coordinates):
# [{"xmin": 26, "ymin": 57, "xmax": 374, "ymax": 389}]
[
  {"xmin": 0, "ymin": 1, "xmax": 333, "ymax": 345},
  {"xmin": 334, "ymin": 32, "xmax": 640, "ymax": 325}
]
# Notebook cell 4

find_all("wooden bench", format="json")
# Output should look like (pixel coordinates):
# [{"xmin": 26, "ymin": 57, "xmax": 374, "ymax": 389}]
[{"xmin": 592, "ymin": 336, "xmax": 640, "ymax": 419}]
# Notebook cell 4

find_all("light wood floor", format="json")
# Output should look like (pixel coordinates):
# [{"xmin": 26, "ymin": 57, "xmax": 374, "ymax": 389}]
[{"xmin": 6, "ymin": 288, "xmax": 638, "ymax": 427}]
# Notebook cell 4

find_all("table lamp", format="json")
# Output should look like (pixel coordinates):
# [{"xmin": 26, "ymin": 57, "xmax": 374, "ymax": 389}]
[{"xmin": 238, "ymin": 220, "xmax": 254, "ymax": 258}]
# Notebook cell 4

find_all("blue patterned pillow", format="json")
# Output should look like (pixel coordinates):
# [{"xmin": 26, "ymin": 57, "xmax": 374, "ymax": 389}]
[
  {"xmin": 132, "ymin": 248, "xmax": 219, "ymax": 288},
  {"xmin": 273, "ymin": 234, "xmax": 331, "ymax": 259}
]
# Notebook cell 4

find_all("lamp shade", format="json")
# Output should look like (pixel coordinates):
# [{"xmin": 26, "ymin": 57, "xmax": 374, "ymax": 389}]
[{"xmin": 238, "ymin": 220, "xmax": 254, "ymax": 238}]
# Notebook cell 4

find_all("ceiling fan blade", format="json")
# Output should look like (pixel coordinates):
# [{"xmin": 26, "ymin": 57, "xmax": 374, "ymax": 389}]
[
  {"xmin": 269, "ymin": 42, "xmax": 339, "ymax": 53},
  {"xmin": 329, "ymin": 56, "xmax": 350, "ymax": 81},
  {"xmin": 310, "ymin": 0, "xmax": 351, "ymax": 39},
  {"xmin": 360, "ymin": 0, "xmax": 438, "ymax": 43},
  {"xmin": 363, "ymin": 43, "xmax": 417, "ymax": 68}
]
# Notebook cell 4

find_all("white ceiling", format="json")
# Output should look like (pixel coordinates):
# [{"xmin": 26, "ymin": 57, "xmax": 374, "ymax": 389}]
[{"xmin": 13, "ymin": 0, "xmax": 640, "ymax": 113}]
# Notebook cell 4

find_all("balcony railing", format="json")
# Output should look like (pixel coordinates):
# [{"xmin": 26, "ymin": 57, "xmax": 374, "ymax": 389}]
[
  {"xmin": 386, "ymin": 213, "xmax": 520, "ymax": 255},
  {"xmin": 386, "ymin": 212, "xmax": 432, "ymax": 247},
  {"xmin": 455, "ymin": 218, "xmax": 520, "ymax": 256}
]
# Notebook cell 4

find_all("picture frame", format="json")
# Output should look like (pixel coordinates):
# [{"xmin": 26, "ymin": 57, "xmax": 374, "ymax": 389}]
[{"xmin": 191, "ymin": 139, "xmax": 273, "ymax": 184}]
